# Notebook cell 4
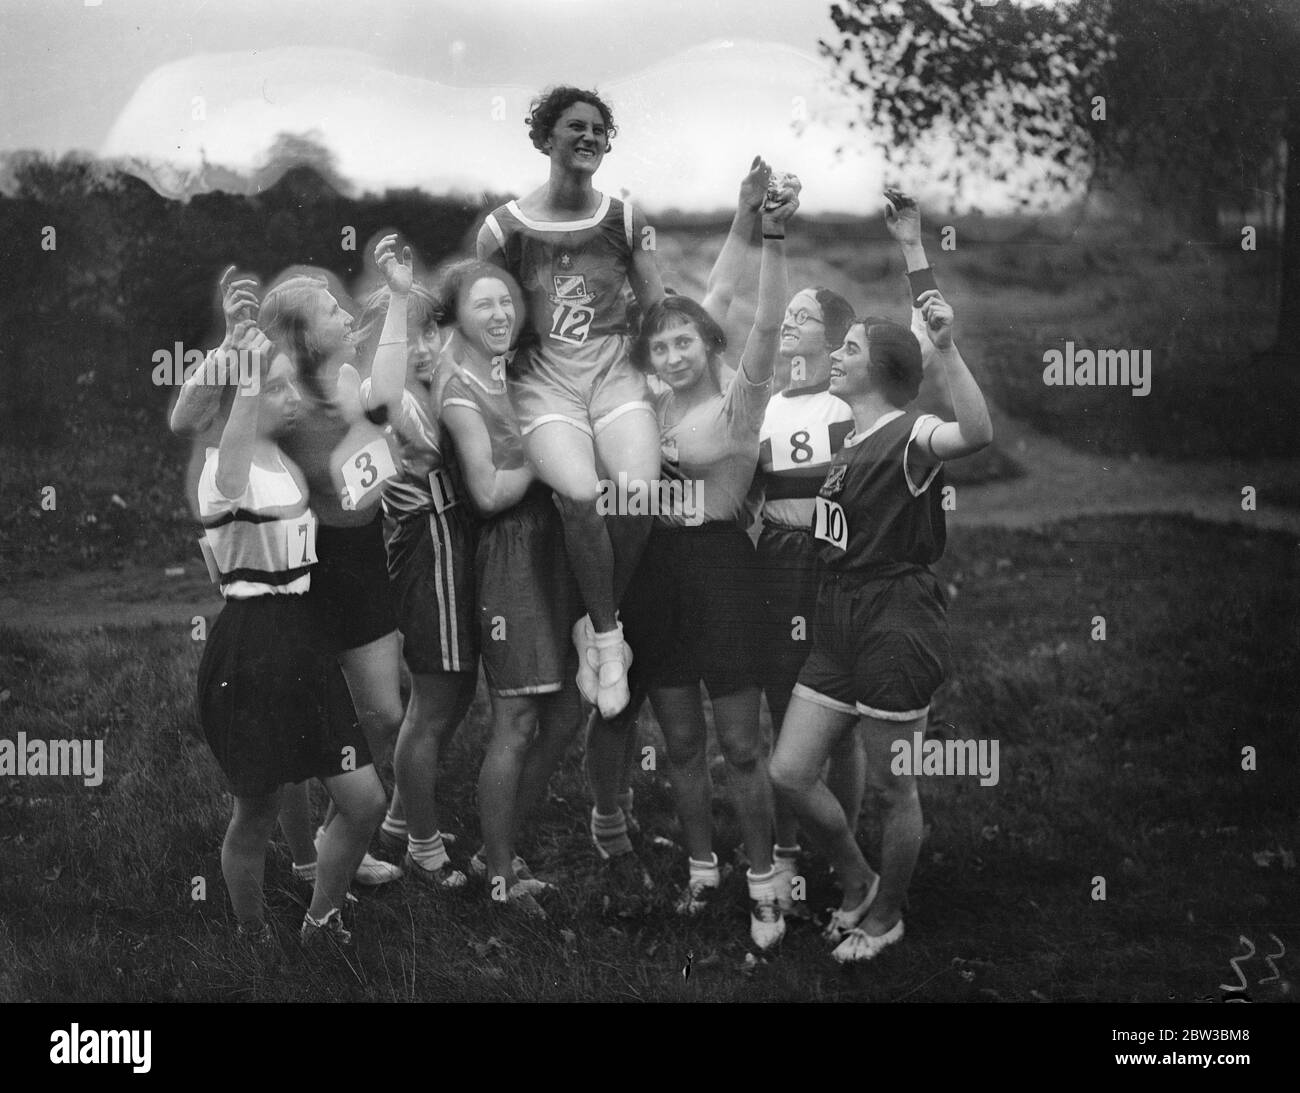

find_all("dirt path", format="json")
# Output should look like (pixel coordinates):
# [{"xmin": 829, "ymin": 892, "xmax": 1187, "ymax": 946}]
[
  {"xmin": 950, "ymin": 409, "xmax": 1300, "ymax": 534},
  {"xmin": 2, "ymin": 413, "xmax": 1296, "ymax": 633}
]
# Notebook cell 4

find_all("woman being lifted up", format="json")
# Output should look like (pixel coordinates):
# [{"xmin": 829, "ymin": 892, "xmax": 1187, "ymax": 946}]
[{"xmin": 478, "ymin": 86, "xmax": 663, "ymax": 720}]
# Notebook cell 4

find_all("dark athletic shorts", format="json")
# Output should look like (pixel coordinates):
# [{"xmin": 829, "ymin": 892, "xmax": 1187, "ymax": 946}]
[
  {"xmin": 619, "ymin": 521, "xmax": 759, "ymax": 698},
  {"xmin": 198, "ymin": 594, "xmax": 373, "ymax": 798},
  {"xmin": 385, "ymin": 504, "xmax": 479, "ymax": 675},
  {"xmin": 754, "ymin": 521, "xmax": 823, "ymax": 702},
  {"xmin": 477, "ymin": 486, "xmax": 581, "ymax": 696},
  {"xmin": 309, "ymin": 513, "xmax": 399, "ymax": 653},
  {"xmin": 794, "ymin": 564, "xmax": 951, "ymax": 721}
]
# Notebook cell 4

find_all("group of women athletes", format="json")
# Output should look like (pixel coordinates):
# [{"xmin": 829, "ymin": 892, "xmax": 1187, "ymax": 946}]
[{"xmin": 174, "ymin": 85, "xmax": 992, "ymax": 963}]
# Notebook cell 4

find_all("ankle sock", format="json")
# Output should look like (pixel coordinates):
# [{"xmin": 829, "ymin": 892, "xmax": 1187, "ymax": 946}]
[
  {"xmin": 747, "ymin": 865, "xmax": 780, "ymax": 902},
  {"xmin": 688, "ymin": 853, "xmax": 720, "ymax": 889},
  {"xmin": 407, "ymin": 832, "xmax": 450, "ymax": 871},
  {"xmin": 591, "ymin": 807, "xmax": 633, "ymax": 858},
  {"xmin": 381, "ymin": 814, "xmax": 408, "ymax": 841}
]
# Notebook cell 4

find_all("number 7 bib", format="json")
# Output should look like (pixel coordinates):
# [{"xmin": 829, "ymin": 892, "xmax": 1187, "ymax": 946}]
[{"xmin": 287, "ymin": 513, "xmax": 318, "ymax": 568}]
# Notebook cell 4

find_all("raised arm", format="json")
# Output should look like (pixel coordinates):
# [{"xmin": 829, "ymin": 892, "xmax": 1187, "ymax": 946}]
[
  {"xmin": 626, "ymin": 205, "xmax": 664, "ymax": 311},
  {"xmin": 441, "ymin": 401, "xmax": 534, "ymax": 516},
  {"xmin": 736, "ymin": 180, "xmax": 797, "ymax": 385},
  {"xmin": 171, "ymin": 266, "xmax": 259, "ymax": 435},
  {"xmin": 883, "ymin": 189, "xmax": 943, "ymax": 362},
  {"xmin": 212, "ymin": 323, "xmax": 272, "ymax": 499},
  {"xmin": 912, "ymin": 291, "xmax": 992, "ymax": 463},
  {"xmin": 701, "ymin": 156, "xmax": 769, "ymax": 324},
  {"xmin": 364, "ymin": 234, "xmax": 413, "ymax": 421}
]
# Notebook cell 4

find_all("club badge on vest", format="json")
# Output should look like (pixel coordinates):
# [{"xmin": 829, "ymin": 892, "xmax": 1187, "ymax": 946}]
[{"xmin": 821, "ymin": 463, "xmax": 848, "ymax": 496}]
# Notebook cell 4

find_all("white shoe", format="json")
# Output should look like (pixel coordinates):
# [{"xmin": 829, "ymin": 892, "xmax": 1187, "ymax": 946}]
[
  {"xmin": 573, "ymin": 616, "xmax": 599, "ymax": 703},
  {"xmin": 750, "ymin": 897, "xmax": 786, "ymax": 950},
  {"xmin": 355, "ymin": 852, "xmax": 403, "ymax": 886},
  {"xmin": 314, "ymin": 826, "xmax": 403, "ymax": 887},
  {"xmin": 593, "ymin": 624, "xmax": 632, "ymax": 720},
  {"xmin": 773, "ymin": 854, "xmax": 799, "ymax": 913},
  {"xmin": 831, "ymin": 918, "xmax": 904, "ymax": 963},
  {"xmin": 823, "ymin": 874, "xmax": 880, "ymax": 942},
  {"xmin": 469, "ymin": 849, "xmax": 552, "ymax": 894},
  {"xmin": 748, "ymin": 868, "xmax": 786, "ymax": 950}
]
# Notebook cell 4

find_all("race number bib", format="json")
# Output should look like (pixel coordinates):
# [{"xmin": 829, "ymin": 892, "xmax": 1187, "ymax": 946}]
[
  {"xmin": 428, "ymin": 467, "xmax": 456, "ymax": 514},
  {"xmin": 198, "ymin": 536, "xmax": 221, "ymax": 584},
  {"xmin": 770, "ymin": 427, "xmax": 832, "ymax": 472},
  {"xmin": 341, "ymin": 438, "xmax": 397, "ymax": 510},
  {"xmin": 548, "ymin": 302, "xmax": 594, "ymax": 346},
  {"xmin": 812, "ymin": 496, "xmax": 848, "ymax": 551},
  {"xmin": 286, "ymin": 513, "xmax": 318, "ymax": 568}
]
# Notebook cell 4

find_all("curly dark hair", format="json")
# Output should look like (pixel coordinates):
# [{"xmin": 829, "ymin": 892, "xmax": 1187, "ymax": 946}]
[
  {"xmin": 526, "ymin": 86, "xmax": 616, "ymax": 154},
  {"xmin": 434, "ymin": 258, "xmax": 521, "ymax": 329}
]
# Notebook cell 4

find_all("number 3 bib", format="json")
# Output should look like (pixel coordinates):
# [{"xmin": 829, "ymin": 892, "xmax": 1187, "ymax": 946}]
[{"xmin": 340, "ymin": 437, "xmax": 398, "ymax": 511}]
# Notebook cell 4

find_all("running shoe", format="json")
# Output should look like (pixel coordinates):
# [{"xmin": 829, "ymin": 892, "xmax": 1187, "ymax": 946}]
[
  {"xmin": 469, "ymin": 849, "xmax": 551, "ymax": 894},
  {"xmin": 403, "ymin": 851, "xmax": 468, "ymax": 890},
  {"xmin": 300, "ymin": 907, "xmax": 353, "ymax": 947},
  {"xmin": 750, "ymin": 895, "xmax": 786, "ymax": 950},
  {"xmin": 823, "ymin": 874, "xmax": 880, "ymax": 944},
  {"xmin": 830, "ymin": 919, "xmax": 904, "ymax": 963},
  {"xmin": 674, "ymin": 877, "xmax": 721, "ymax": 916}
]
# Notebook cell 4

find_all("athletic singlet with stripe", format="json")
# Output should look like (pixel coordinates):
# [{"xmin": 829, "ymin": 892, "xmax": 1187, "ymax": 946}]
[
  {"xmin": 198, "ymin": 448, "xmax": 316, "ymax": 598},
  {"xmin": 759, "ymin": 382, "xmax": 855, "ymax": 529},
  {"xmin": 358, "ymin": 375, "xmax": 464, "ymax": 522},
  {"xmin": 439, "ymin": 346, "xmax": 526, "ymax": 473},
  {"xmin": 649, "ymin": 364, "xmax": 771, "ymax": 527},
  {"xmin": 814, "ymin": 409, "xmax": 946, "ymax": 572},
  {"xmin": 480, "ymin": 194, "xmax": 635, "ymax": 357}
]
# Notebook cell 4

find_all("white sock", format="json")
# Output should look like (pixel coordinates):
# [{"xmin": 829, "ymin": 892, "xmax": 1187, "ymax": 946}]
[
  {"xmin": 747, "ymin": 865, "xmax": 779, "ymax": 902},
  {"xmin": 688, "ymin": 854, "xmax": 720, "ymax": 888},
  {"xmin": 381, "ymin": 814, "xmax": 407, "ymax": 840},
  {"xmin": 408, "ymin": 832, "xmax": 450, "ymax": 871}
]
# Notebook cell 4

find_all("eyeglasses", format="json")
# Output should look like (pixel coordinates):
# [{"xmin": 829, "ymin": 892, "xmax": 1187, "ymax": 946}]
[{"xmin": 785, "ymin": 308, "xmax": 824, "ymax": 327}]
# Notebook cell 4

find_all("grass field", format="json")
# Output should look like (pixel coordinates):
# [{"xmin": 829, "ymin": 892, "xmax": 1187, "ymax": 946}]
[{"xmin": 1, "ymin": 515, "xmax": 1295, "ymax": 1003}]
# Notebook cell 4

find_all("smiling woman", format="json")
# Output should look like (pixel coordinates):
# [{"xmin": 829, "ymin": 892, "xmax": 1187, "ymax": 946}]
[{"xmin": 478, "ymin": 85, "xmax": 664, "ymax": 720}]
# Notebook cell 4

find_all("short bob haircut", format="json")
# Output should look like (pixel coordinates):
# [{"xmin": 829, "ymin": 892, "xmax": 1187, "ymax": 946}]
[
  {"xmin": 630, "ymin": 294, "xmax": 728, "ymax": 380},
  {"xmin": 853, "ymin": 316, "xmax": 924, "ymax": 406},
  {"xmin": 526, "ymin": 86, "xmax": 617, "ymax": 154},
  {"xmin": 433, "ymin": 258, "xmax": 522, "ymax": 332},
  {"xmin": 810, "ymin": 287, "xmax": 856, "ymax": 357},
  {"xmin": 353, "ymin": 282, "xmax": 441, "ymax": 369}
]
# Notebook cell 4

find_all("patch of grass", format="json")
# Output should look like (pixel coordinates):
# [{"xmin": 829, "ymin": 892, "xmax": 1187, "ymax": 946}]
[
  {"xmin": 0, "ymin": 400, "xmax": 197, "ymax": 585},
  {"xmin": 1, "ymin": 516, "xmax": 1295, "ymax": 1002}
]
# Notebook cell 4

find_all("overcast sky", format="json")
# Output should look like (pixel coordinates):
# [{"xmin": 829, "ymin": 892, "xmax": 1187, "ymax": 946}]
[{"xmin": 0, "ymin": 0, "xmax": 1047, "ymax": 212}]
